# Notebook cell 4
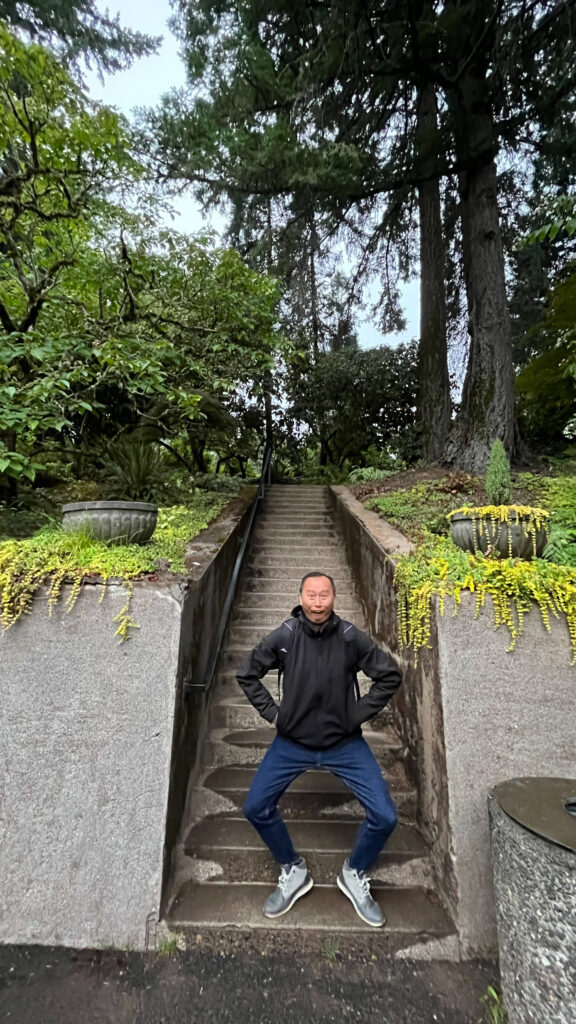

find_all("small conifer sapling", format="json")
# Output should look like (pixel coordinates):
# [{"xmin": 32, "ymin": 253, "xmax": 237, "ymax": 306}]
[{"xmin": 485, "ymin": 440, "xmax": 512, "ymax": 505}]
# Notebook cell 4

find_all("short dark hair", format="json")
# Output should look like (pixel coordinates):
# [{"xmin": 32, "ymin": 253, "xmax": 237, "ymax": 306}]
[{"xmin": 299, "ymin": 571, "xmax": 336, "ymax": 594}]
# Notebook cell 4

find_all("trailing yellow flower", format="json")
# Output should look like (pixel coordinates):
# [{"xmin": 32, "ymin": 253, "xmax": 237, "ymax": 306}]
[
  {"xmin": 0, "ymin": 498, "xmax": 227, "ymax": 640},
  {"xmin": 394, "ymin": 535, "xmax": 576, "ymax": 665},
  {"xmin": 448, "ymin": 504, "xmax": 550, "ymax": 557}
]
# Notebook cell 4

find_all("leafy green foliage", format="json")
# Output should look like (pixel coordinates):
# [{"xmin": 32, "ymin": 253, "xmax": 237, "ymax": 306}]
[
  {"xmin": 194, "ymin": 473, "xmax": 246, "ymax": 495},
  {"xmin": 93, "ymin": 441, "xmax": 177, "ymax": 503},
  {"xmin": 348, "ymin": 467, "xmax": 394, "ymax": 484},
  {"xmin": 154, "ymin": 0, "xmax": 576, "ymax": 469},
  {"xmin": 480, "ymin": 985, "xmax": 508, "ymax": 1024},
  {"xmin": 366, "ymin": 476, "xmax": 478, "ymax": 540},
  {"xmin": 283, "ymin": 343, "xmax": 419, "ymax": 470},
  {"xmin": 525, "ymin": 197, "xmax": 576, "ymax": 246},
  {"xmin": 0, "ymin": 492, "xmax": 228, "ymax": 636},
  {"xmin": 515, "ymin": 268, "xmax": 576, "ymax": 449},
  {"xmin": 0, "ymin": 27, "xmax": 287, "ymax": 494},
  {"xmin": 485, "ymin": 441, "xmax": 511, "ymax": 506},
  {"xmin": 395, "ymin": 534, "xmax": 576, "ymax": 665},
  {"xmin": 365, "ymin": 471, "xmax": 576, "ymax": 662}
]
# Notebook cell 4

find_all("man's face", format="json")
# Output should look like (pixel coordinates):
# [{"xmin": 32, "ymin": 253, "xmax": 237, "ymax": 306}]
[{"xmin": 300, "ymin": 575, "xmax": 335, "ymax": 624}]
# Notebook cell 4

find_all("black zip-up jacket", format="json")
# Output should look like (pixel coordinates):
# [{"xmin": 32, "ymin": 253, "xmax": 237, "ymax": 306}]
[{"xmin": 236, "ymin": 606, "xmax": 403, "ymax": 749}]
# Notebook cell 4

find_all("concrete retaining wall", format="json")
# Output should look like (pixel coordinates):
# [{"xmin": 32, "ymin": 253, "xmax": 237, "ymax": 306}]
[
  {"xmin": 0, "ymin": 494, "xmax": 253, "ymax": 950},
  {"xmin": 330, "ymin": 485, "xmax": 576, "ymax": 957}
]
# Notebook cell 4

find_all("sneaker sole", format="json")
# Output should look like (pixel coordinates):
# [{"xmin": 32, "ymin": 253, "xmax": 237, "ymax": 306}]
[
  {"xmin": 263, "ymin": 876, "xmax": 314, "ymax": 918},
  {"xmin": 337, "ymin": 875, "xmax": 385, "ymax": 928}
]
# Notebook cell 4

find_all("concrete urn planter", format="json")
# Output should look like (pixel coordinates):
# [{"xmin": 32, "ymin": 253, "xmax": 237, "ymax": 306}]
[
  {"xmin": 62, "ymin": 500, "xmax": 158, "ymax": 544},
  {"xmin": 450, "ymin": 510, "xmax": 548, "ymax": 559}
]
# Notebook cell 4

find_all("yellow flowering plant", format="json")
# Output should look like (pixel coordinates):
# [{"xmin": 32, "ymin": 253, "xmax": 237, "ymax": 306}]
[
  {"xmin": 0, "ymin": 498, "xmax": 228, "ymax": 640},
  {"xmin": 394, "ymin": 534, "xmax": 576, "ymax": 665}
]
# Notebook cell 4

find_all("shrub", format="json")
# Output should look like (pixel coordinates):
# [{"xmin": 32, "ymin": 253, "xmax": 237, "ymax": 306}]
[{"xmin": 485, "ymin": 440, "xmax": 511, "ymax": 505}]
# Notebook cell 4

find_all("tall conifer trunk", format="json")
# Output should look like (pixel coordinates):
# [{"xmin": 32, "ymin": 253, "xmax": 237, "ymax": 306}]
[
  {"xmin": 416, "ymin": 80, "xmax": 450, "ymax": 462},
  {"xmin": 443, "ymin": 9, "xmax": 515, "ymax": 471}
]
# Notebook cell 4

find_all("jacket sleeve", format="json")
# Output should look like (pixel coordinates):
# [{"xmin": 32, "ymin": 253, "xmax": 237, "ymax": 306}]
[
  {"xmin": 236, "ymin": 629, "xmax": 282, "ymax": 723},
  {"xmin": 353, "ymin": 629, "xmax": 403, "ymax": 725}
]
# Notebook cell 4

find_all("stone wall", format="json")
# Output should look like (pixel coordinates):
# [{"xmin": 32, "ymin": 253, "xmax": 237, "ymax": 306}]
[
  {"xmin": 329, "ymin": 487, "xmax": 459, "ymax": 926},
  {"xmin": 330, "ymin": 485, "xmax": 576, "ymax": 957},
  {"xmin": 0, "ymin": 493, "xmax": 253, "ymax": 950}
]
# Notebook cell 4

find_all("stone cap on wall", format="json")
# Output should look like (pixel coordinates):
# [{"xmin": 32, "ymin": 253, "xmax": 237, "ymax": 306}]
[
  {"xmin": 331, "ymin": 486, "xmax": 414, "ymax": 559},
  {"xmin": 492, "ymin": 777, "xmax": 576, "ymax": 854}
]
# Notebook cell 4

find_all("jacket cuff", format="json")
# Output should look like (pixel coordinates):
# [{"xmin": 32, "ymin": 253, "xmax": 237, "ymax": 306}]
[{"xmin": 261, "ymin": 704, "xmax": 279, "ymax": 724}]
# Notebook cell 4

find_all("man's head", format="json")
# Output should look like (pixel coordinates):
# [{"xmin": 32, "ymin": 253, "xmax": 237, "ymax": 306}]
[{"xmin": 299, "ymin": 571, "xmax": 335, "ymax": 624}]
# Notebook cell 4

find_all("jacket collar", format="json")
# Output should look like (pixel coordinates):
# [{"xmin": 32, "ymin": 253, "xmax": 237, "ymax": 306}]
[{"xmin": 291, "ymin": 605, "xmax": 341, "ymax": 637}]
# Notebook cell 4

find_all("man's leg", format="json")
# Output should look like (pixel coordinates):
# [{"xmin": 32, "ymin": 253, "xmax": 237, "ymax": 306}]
[
  {"xmin": 323, "ymin": 736, "xmax": 398, "ymax": 871},
  {"xmin": 243, "ymin": 735, "xmax": 315, "ymax": 917},
  {"xmin": 322, "ymin": 736, "xmax": 398, "ymax": 927},
  {"xmin": 243, "ymin": 734, "xmax": 311, "ymax": 863}
]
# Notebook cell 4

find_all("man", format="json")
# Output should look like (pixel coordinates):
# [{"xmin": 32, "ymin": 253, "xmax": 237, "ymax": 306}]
[{"xmin": 236, "ymin": 571, "xmax": 403, "ymax": 928}]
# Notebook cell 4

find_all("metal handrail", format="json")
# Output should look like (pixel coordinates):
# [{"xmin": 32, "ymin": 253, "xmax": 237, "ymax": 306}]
[{"xmin": 184, "ymin": 444, "xmax": 273, "ymax": 697}]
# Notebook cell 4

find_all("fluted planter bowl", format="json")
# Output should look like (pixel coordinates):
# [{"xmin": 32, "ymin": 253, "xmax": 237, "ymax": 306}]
[
  {"xmin": 62, "ymin": 501, "xmax": 158, "ymax": 545},
  {"xmin": 450, "ymin": 511, "xmax": 547, "ymax": 560}
]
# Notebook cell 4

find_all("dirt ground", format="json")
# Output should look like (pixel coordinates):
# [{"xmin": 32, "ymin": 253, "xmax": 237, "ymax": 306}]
[{"xmin": 0, "ymin": 945, "xmax": 497, "ymax": 1024}]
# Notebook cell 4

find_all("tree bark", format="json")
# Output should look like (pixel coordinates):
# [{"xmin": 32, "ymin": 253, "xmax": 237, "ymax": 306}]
[
  {"xmin": 444, "ymin": 69, "xmax": 514, "ymax": 472},
  {"xmin": 415, "ymin": 80, "xmax": 451, "ymax": 462}
]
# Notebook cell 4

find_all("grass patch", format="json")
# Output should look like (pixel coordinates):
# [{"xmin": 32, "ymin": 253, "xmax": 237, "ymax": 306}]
[{"xmin": 364, "ymin": 473, "xmax": 479, "ymax": 540}]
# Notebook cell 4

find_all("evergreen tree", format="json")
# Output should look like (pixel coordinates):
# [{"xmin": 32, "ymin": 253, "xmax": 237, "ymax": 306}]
[
  {"xmin": 153, "ymin": 0, "xmax": 576, "ymax": 469},
  {"xmin": 0, "ymin": 0, "xmax": 159, "ymax": 71}
]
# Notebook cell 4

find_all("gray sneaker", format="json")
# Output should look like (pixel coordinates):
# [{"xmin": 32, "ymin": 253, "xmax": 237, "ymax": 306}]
[
  {"xmin": 337, "ymin": 859, "xmax": 384, "ymax": 927},
  {"xmin": 263, "ymin": 857, "xmax": 313, "ymax": 918}
]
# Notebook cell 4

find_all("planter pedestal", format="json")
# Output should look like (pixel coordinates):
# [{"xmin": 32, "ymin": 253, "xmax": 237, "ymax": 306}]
[{"xmin": 489, "ymin": 778, "xmax": 576, "ymax": 1024}]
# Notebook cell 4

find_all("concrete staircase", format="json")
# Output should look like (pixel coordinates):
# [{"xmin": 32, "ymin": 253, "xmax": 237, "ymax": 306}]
[{"xmin": 166, "ymin": 486, "xmax": 458, "ymax": 956}]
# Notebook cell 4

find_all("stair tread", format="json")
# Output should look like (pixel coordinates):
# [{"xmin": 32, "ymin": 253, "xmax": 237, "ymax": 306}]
[
  {"xmin": 215, "ymin": 727, "xmax": 400, "ymax": 748},
  {"xmin": 203, "ymin": 766, "xmax": 406, "ymax": 794},
  {"xmin": 170, "ymin": 882, "xmax": 454, "ymax": 936},
  {"xmin": 186, "ymin": 817, "xmax": 424, "ymax": 855}
]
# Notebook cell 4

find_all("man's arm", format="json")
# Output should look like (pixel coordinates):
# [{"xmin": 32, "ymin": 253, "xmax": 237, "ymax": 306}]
[
  {"xmin": 353, "ymin": 630, "xmax": 403, "ymax": 725},
  {"xmin": 236, "ymin": 630, "xmax": 282, "ymax": 723}
]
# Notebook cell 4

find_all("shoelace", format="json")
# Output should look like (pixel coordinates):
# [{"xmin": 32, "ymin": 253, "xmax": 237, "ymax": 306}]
[
  {"xmin": 277, "ymin": 866, "xmax": 293, "ymax": 893},
  {"xmin": 354, "ymin": 870, "xmax": 372, "ymax": 899}
]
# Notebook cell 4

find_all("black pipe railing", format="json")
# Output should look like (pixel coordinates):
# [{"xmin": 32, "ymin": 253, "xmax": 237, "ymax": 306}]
[{"xmin": 184, "ymin": 444, "xmax": 273, "ymax": 697}]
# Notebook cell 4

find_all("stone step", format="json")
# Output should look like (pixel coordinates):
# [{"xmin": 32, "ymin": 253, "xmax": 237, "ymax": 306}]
[
  {"xmin": 247, "ymin": 555, "xmax": 349, "ymax": 570},
  {"xmin": 168, "ymin": 882, "xmax": 458, "ymax": 958},
  {"xmin": 227, "ymin": 622, "xmax": 366, "ymax": 645},
  {"xmin": 260, "ymin": 507, "xmax": 332, "ymax": 516},
  {"xmin": 203, "ymin": 727, "xmax": 403, "ymax": 770},
  {"xmin": 243, "ymin": 568, "xmax": 353, "ymax": 582},
  {"xmin": 248, "ymin": 553, "xmax": 346, "ymax": 566},
  {"xmin": 232, "ymin": 607, "xmax": 362, "ymax": 625},
  {"xmin": 182, "ymin": 818, "xmax": 426, "ymax": 882},
  {"xmin": 254, "ymin": 522, "xmax": 337, "ymax": 533},
  {"xmin": 193, "ymin": 766, "xmax": 416, "ymax": 822},
  {"xmin": 214, "ymin": 669, "xmax": 393, "ymax": 698},
  {"xmin": 256, "ymin": 517, "xmax": 335, "ymax": 528},
  {"xmin": 263, "ymin": 496, "xmax": 332, "ymax": 504},
  {"xmin": 239, "ymin": 573, "xmax": 356, "ymax": 589},
  {"xmin": 264, "ymin": 493, "xmax": 330, "ymax": 501},
  {"xmin": 209, "ymin": 694, "xmax": 392, "ymax": 731}
]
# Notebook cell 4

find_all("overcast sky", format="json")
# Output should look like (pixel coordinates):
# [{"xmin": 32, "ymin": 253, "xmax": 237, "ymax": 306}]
[{"xmin": 84, "ymin": 1, "xmax": 420, "ymax": 348}]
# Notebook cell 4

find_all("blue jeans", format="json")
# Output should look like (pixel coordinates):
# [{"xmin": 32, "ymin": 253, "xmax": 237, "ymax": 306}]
[{"xmin": 243, "ymin": 734, "xmax": 398, "ymax": 873}]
